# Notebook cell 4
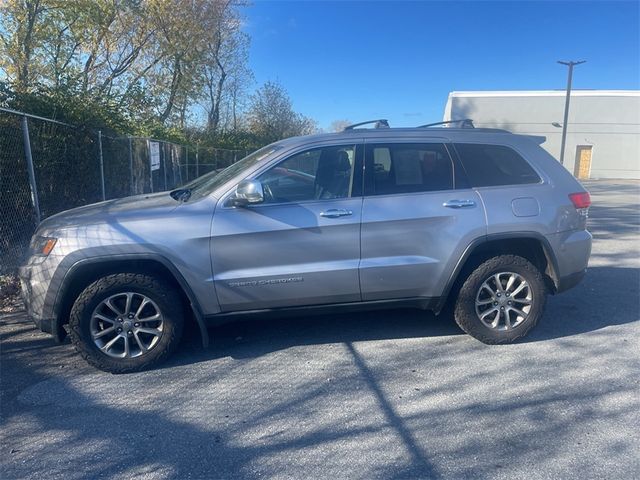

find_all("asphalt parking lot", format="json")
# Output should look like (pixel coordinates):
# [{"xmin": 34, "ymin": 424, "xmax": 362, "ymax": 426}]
[{"xmin": 1, "ymin": 179, "xmax": 639, "ymax": 479}]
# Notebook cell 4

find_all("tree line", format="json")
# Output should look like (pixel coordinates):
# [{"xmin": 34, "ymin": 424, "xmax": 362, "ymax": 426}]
[{"xmin": 0, "ymin": 0, "xmax": 319, "ymax": 150}]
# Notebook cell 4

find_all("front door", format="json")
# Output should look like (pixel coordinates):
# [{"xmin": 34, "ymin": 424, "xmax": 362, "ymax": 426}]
[
  {"xmin": 359, "ymin": 141, "xmax": 486, "ymax": 301},
  {"xmin": 211, "ymin": 142, "xmax": 363, "ymax": 311}
]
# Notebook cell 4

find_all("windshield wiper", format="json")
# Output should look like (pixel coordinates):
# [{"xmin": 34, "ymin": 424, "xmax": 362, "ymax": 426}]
[{"xmin": 170, "ymin": 188, "xmax": 192, "ymax": 202}]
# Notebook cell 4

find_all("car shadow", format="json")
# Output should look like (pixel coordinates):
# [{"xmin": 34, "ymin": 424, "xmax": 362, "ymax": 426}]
[
  {"xmin": 163, "ymin": 265, "xmax": 639, "ymax": 369},
  {"xmin": 525, "ymin": 265, "xmax": 639, "ymax": 342},
  {"xmin": 165, "ymin": 306, "xmax": 463, "ymax": 369}
]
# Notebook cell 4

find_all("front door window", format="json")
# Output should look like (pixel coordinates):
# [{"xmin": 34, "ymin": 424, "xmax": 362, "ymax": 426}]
[{"xmin": 257, "ymin": 145, "xmax": 356, "ymax": 203}]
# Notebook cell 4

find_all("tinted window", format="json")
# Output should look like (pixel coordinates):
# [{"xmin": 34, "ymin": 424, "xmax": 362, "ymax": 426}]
[
  {"xmin": 366, "ymin": 143, "xmax": 453, "ymax": 195},
  {"xmin": 257, "ymin": 145, "xmax": 355, "ymax": 203},
  {"xmin": 455, "ymin": 144, "xmax": 541, "ymax": 187}
]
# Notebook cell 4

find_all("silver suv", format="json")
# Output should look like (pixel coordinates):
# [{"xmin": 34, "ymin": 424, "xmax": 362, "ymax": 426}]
[{"xmin": 19, "ymin": 120, "xmax": 592, "ymax": 373}]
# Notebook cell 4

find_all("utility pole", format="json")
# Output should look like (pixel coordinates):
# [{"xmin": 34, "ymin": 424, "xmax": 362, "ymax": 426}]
[{"xmin": 557, "ymin": 60, "xmax": 586, "ymax": 165}]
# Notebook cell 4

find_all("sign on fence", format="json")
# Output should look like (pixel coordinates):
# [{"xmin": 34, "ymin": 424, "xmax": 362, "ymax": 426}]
[{"xmin": 149, "ymin": 141, "xmax": 160, "ymax": 171}]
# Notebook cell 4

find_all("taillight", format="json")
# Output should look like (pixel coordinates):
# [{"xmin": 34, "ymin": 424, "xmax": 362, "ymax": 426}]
[{"xmin": 569, "ymin": 192, "xmax": 591, "ymax": 209}]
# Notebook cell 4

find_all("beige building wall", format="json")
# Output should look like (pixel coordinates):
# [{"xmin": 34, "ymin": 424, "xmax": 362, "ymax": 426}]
[{"xmin": 444, "ymin": 91, "xmax": 640, "ymax": 179}]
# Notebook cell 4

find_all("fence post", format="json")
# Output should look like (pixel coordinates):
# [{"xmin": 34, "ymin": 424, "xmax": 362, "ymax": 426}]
[
  {"xmin": 147, "ymin": 139, "xmax": 154, "ymax": 193},
  {"xmin": 163, "ymin": 142, "xmax": 168, "ymax": 190},
  {"xmin": 184, "ymin": 146, "xmax": 188, "ymax": 183},
  {"xmin": 21, "ymin": 115, "xmax": 41, "ymax": 224},
  {"xmin": 195, "ymin": 145, "xmax": 199, "ymax": 177},
  {"xmin": 98, "ymin": 130, "xmax": 106, "ymax": 201},
  {"xmin": 128, "ymin": 136, "xmax": 134, "ymax": 195}
]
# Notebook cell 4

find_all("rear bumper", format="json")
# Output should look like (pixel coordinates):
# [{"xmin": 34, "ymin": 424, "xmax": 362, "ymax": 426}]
[
  {"xmin": 556, "ymin": 269, "xmax": 586, "ymax": 293},
  {"xmin": 546, "ymin": 229, "xmax": 592, "ymax": 292}
]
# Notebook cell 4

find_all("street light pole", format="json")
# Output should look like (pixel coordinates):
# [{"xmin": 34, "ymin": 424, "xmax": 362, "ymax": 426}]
[{"xmin": 557, "ymin": 60, "xmax": 586, "ymax": 165}]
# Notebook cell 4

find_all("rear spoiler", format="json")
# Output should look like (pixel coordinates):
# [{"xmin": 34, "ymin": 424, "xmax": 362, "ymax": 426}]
[{"xmin": 523, "ymin": 135, "xmax": 547, "ymax": 145}]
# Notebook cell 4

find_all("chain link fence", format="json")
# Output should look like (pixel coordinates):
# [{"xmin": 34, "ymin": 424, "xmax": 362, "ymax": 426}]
[{"xmin": 0, "ymin": 107, "xmax": 249, "ymax": 273}]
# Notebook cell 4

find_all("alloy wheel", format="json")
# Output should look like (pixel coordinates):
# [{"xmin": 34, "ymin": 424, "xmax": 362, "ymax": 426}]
[
  {"xmin": 474, "ymin": 272, "xmax": 533, "ymax": 331},
  {"xmin": 90, "ymin": 292, "xmax": 164, "ymax": 358}
]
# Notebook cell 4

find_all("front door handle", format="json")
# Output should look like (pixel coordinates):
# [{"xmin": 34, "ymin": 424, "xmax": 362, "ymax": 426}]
[
  {"xmin": 320, "ymin": 209, "xmax": 353, "ymax": 218},
  {"xmin": 443, "ymin": 199, "xmax": 476, "ymax": 209}
]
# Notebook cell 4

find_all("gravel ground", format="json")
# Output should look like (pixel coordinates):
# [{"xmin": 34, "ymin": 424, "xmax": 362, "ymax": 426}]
[
  {"xmin": 1, "ymin": 179, "xmax": 639, "ymax": 480},
  {"xmin": 0, "ymin": 274, "xmax": 21, "ymax": 314}
]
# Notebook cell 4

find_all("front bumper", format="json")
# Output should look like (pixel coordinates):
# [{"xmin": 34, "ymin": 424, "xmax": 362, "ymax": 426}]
[{"xmin": 18, "ymin": 263, "xmax": 66, "ymax": 342}]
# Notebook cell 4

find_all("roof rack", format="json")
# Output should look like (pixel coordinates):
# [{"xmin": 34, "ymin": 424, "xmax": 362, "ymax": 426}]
[
  {"xmin": 343, "ymin": 119, "xmax": 390, "ymax": 131},
  {"xmin": 417, "ymin": 119, "xmax": 474, "ymax": 129}
]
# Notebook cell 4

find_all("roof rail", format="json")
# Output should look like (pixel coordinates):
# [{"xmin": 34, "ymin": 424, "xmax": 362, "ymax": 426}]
[
  {"xmin": 343, "ymin": 119, "xmax": 390, "ymax": 131},
  {"xmin": 417, "ymin": 119, "xmax": 474, "ymax": 129}
]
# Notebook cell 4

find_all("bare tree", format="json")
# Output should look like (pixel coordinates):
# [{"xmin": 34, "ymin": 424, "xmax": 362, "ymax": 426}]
[
  {"xmin": 0, "ymin": 0, "xmax": 47, "ymax": 90},
  {"xmin": 247, "ymin": 81, "xmax": 318, "ymax": 143},
  {"xmin": 329, "ymin": 119, "xmax": 351, "ymax": 132},
  {"xmin": 200, "ymin": 1, "xmax": 250, "ymax": 133},
  {"xmin": 0, "ymin": 0, "xmax": 247, "ymax": 126},
  {"xmin": 0, "ymin": 0, "xmax": 320, "ymax": 143}
]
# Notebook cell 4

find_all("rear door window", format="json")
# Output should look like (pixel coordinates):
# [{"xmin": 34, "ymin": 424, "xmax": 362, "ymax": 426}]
[
  {"xmin": 454, "ymin": 143, "xmax": 541, "ymax": 187},
  {"xmin": 365, "ymin": 143, "xmax": 454, "ymax": 195}
]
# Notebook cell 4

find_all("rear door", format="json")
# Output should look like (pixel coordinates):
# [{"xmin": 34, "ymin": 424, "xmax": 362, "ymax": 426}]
[
  {"xmin": 359, "ymin": 139, "xmax": 486, "ymax": 301},
  {"xmin": 211, "ymin": 141, "xmax": 364, "ymax": 311}
]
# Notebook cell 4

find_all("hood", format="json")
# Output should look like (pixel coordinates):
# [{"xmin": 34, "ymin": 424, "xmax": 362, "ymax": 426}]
[{"xmin": 38, "ymin": 191, "xmax": 181, "ymax": 232}]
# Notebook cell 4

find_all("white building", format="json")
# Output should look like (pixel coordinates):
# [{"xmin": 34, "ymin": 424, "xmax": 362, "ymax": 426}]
[{"xmin": 443, "ymin": 90, "xmax": 640, "ymax": 179}]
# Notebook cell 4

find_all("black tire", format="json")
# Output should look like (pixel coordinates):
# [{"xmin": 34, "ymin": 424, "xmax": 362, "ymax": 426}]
[
  {"xmin": 68, "ymin": 273, "xmax": 184, "ymax": 373},
  {"xmin": 454, "ymin": 255, "xmax": 546, "ymax": 344}
]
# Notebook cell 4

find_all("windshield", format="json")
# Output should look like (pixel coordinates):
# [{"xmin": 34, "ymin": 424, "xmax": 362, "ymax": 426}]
[{"xmin": 187, "ymin": 144, "xmax": 282, "ymax": 199}]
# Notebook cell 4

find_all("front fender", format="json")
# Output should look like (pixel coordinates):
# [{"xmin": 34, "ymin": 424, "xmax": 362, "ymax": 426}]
[{"xmin": 48, "ymin": 248, "xmax": 214, "ymax": 346}]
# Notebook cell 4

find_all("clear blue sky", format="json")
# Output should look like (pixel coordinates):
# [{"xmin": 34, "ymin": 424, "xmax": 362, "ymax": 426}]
[{"xmin": 243, "ymin": 0, "xmax": 640, "ymax": 130}]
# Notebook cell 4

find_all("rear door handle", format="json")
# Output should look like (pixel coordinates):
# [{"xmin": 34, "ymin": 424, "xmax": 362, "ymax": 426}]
[
  {"xmin": 320, "ymin": 209, "xmax": 353, "ymax": 218},
  {"xmin": 443, "ymin": 199, "xmax": 476, "ymax": 209}
]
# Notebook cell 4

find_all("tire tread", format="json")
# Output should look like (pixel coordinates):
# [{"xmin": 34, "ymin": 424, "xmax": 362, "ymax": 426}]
[
  {"xmin": 454, "ymin": 254, "xmax": 546, "ymax": 344},
  {"xmin": 68, "ymin": 273, "xmax": 183, "ymax": 373}
]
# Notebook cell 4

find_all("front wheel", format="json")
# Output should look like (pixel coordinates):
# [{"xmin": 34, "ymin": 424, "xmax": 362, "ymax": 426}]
[
  {"xmin": 68, "ymin": 273, "xmax": 184, "ymax": 373},
  {"xmin": 454, "ymin": 255, "xmax": 547, "ymax": 344}
]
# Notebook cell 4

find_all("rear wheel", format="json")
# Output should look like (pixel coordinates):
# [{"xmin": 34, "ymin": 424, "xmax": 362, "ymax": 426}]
[
  {"xmin": 454, "ymin": 255, "xmax": 546, "ymax": 344},
  {"xmin": 68, "ymin": 273, "xmax": 184, "ymax": 373}
]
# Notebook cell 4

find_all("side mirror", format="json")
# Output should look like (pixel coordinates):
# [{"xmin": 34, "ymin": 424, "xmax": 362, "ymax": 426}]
[{"xmin": 232, "ymin": 179, "xmax": 264, "ymax": 206}]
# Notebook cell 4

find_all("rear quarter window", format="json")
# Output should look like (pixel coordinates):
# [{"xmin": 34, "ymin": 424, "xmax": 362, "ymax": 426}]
[{"xmin": 454, "ymin": 143, "xmax": 541, "ymax": 187}]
